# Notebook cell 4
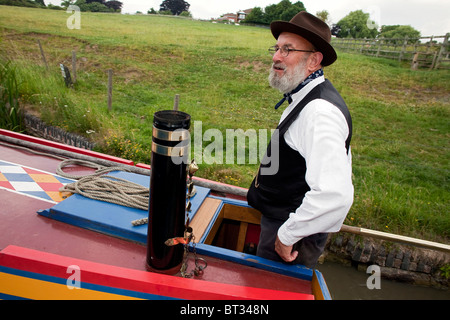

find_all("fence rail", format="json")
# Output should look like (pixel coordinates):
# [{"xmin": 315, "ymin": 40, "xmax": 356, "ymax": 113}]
[{"xmin": 332, "ymin": 33, "xmax": 450, "ymax": 70}]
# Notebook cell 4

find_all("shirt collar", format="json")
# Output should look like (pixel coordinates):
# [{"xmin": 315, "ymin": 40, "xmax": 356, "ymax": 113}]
[
  {"xmin": 290, "ymin": 74, "xmax": 325, "ymax": 104},
  {"xmin": 278, "ymin": 76, "xmax": 325, "ymax": 124}
]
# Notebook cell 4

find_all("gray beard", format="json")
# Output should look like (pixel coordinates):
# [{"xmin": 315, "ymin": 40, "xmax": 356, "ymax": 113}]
[{"xmin": 268, "ymin": 60, "xmax": 308, "ymax": 94}]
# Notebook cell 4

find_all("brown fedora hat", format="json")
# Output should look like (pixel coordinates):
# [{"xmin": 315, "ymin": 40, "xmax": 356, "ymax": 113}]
[{"xmin": 270, "ymin": 11, "xmax": 337, "ymax": 66}]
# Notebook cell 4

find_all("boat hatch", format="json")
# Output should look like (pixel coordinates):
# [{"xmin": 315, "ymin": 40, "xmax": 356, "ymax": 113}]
[{"xmin": 189, "ymin": 198, "xmax": 261, "ymax": 254}]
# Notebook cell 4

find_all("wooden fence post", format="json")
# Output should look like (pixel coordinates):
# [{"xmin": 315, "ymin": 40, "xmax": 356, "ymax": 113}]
[
  {"xmin": 426, "ymin": 36, "xmax": 434, "ymax": 53},
  {"xmin": 107, "ymin": 69, "xmax": 113, "ymax": 111},
  {"xmin": 430, "ymin": 52, "xmax": 438, "ymax": 70},
  {"xmin": 411, "ymin": 52, "xmax": 419, "ymax": 70},
  {"xmin": 72, "ymin": 50, "xmax": 77, "ymax": 84},
  {"xmin": 399, "ymin": 37, "xmax": 408, "ymax": 61},
  {"xmin": 37, "ymin": 39, "xmax": 48, "ymax": 70},
  {"xmin": 435, "ymin": 33, "xmax": 449, "ymax": 69},
  {"xmin": 173, "ymin": 94, "xmax": 180, "ymax": 111},
  {"xmin": 376, "ymin": 37, "xmax": 382, "ymax": 57}
]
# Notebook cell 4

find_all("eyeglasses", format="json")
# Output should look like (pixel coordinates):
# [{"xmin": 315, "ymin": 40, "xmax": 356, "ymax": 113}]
[{"xmin": 268, "ymin": 45, "xmax": 315, "ymax": 57}]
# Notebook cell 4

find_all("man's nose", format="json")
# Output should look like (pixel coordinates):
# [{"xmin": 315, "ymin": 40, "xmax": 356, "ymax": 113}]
[{"xmin": 272, "ymin": 49, "xmax": 283, "ymax": 63}]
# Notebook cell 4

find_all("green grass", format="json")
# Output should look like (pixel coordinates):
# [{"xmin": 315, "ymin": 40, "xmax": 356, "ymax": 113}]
[
  {"xmin": 0, "ymin": 59, "xmax": 24, "ymax": 131},
  {"xmin": 0, "ymin": 6, "xmax": 449, "ymax": 242}
]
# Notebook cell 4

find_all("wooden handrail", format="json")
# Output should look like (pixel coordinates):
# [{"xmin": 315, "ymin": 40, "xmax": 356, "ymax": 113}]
[{"xmin": 339, "ymin": 224, "xmax": 450, "ymax": 253}]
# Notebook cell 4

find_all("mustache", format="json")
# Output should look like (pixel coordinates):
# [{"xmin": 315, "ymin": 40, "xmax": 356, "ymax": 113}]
[{"xmin": 272, "ymin": 63, "xmax": 287, "ymax": 71}]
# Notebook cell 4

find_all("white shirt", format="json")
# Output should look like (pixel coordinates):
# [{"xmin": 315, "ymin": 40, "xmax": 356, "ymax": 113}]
[{"xmin": 277, "ymin": 76, "xmax": 354, "ymax": 246}]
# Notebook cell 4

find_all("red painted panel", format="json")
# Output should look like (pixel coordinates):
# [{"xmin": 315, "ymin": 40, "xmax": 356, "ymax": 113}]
[
  {"xmin": 245, "ymin": 223, "xmax": 261, "ymax": 245},
  {"xmin": 0, "ymin": 180, "xmax": 15, "ymax": 190},
  {"xmin": 135, "ymin": 163, "xmax": 151, "ymax": 170},
  {"xmin": 0, "ymin": 130, "xmax": 134, "ymax": 166},
  {"xmin": 0, "ymin": 245, "xmax": 314, "ymax": 300}
]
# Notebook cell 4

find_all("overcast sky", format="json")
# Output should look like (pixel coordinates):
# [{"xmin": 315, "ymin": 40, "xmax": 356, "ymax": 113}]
[{"xmin": 48, "ymin": 0, "xmax": 450, "ymax": 36}]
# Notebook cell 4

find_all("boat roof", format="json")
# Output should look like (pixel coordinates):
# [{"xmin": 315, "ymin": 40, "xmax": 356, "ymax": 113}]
[{"xmin": 0, "ymin": 129, "xmax": 330, "ymax": 300}]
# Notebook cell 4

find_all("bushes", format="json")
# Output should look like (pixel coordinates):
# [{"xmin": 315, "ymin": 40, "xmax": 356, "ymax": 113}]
[{"xmin": 0, "ymin": 60, "xmax": 24, "ymax": 132}]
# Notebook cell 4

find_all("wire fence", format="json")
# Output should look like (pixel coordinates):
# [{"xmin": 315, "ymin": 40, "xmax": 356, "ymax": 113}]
[{"xmin": 332, "ymin": 33, "xmax": 450, "ymax": 70}]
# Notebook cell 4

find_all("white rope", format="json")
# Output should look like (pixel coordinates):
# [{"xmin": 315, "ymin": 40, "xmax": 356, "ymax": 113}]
[{"xmin": 58, "ymin": 159, "xmax": 149, "ymax": 211}]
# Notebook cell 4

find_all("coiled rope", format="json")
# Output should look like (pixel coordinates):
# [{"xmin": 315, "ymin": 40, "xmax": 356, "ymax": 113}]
[{"xmin": 58, "ymin": 159, "xmax": 149, "ymax": 211}]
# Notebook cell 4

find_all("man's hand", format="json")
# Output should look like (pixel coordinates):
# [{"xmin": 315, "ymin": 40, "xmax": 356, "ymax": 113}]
[{"xmin": 275, "ymin": 236, "xmax": 298, "ymax": 263}]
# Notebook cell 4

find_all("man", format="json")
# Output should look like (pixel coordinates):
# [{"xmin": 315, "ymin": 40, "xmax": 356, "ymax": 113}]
[{"xmin": 247, "ymin": 11, "xmax": 353, "ymax": 268}]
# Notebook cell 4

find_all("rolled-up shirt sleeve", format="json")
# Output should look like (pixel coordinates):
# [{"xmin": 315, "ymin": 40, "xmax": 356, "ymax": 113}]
[{"xmin": 277, "ymin": 98, "xmax": 354, "ymax": 246}]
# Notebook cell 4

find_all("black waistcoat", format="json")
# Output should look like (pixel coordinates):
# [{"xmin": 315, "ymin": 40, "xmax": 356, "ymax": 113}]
[{"xmin": 247, "ymin": 79, "xmax": 352, "ymax": 221}]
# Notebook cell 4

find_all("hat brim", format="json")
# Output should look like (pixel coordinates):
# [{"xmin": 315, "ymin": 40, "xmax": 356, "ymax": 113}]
[{"xmin": 270, "ymin": 21, "xmax": 337, "ymax": 66}]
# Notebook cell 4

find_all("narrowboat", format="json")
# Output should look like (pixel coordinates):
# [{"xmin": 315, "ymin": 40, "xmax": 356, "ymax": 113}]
[{"xmin": 0, "ymin": 112, "xmax": 331, "ymax": 301}]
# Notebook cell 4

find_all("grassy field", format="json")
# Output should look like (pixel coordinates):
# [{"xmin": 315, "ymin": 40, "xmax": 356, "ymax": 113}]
[{"xmin": 0, "ymin": 6, "xmax": 449, "ymax": 242}]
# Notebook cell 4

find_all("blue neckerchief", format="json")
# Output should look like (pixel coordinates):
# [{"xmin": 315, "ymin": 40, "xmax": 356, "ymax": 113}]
[{"xmin": 275, "ymin": 68, "xmax": 324, "ymax": 110}]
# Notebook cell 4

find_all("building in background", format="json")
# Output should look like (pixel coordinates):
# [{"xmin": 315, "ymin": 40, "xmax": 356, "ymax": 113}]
[{"xmin": 216, "ymin": 9, "xmax": 253, "ymax": 24}]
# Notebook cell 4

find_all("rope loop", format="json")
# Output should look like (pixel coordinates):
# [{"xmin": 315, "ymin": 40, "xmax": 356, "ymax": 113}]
[{"xmin": 58, "ymin": 159, "xmax": 149, "ymax": 212}]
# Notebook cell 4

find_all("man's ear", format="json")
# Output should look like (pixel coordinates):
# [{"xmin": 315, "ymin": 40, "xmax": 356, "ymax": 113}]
[{"xmin": 308, "ymin": 51, "xmax": 324, "ymax": 72}]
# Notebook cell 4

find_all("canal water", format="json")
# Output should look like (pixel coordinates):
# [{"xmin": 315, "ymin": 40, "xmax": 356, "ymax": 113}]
[{"xmin": 317, "ymin": 261, "xmax": 450, "ymax": 300}]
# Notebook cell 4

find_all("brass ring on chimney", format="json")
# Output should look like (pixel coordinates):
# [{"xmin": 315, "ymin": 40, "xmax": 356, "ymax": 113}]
[
  {"xmin": 151, "ymin": 141, "xmax": 189, "ymax": 157},
  {"xmin": 152, "ymin": 126, "xmax": 189, "ymax": 142}
]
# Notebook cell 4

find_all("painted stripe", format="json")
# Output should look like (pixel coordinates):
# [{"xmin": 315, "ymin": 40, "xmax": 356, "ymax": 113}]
[
  {"xmin": 0, "ymin": 270, "xmax": 142, "ymax": 300},
  {"xmin": 0, "ymin": 292, "xmax": 30, "ymax": 300},
  {"xmin": 0, "ymin": 266, "xmax": 175, "ymax": 300},
  {"xmin": 0, "ymin": 245, "xmax": 315, "ymax": 300},
  {"xmin": 195, "ymin": 243, "xmax": 314, "ymax": 281},
  {"xmin": 0, "ymin": 159, "xmax": 74, "ymax": 183},
  {"xmin": 0, "ymin": 186, "xmax": 57, "ymax": 204},
  {"xmin": 311, "ymin": 270, "xmax": 332, "ymax": 300}
]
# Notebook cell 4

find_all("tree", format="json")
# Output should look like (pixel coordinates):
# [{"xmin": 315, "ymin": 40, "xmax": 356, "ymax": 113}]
[
  {"xmin": 243, "ymin": 0, "xmax": 306, "ymax": 25},
  {"xmin": 83, "ymin": 2, "xmax": 108, "ymax": 12},
  {"xmin": 316, "ymin": 10, "xmax": 330, "ymax": 26},
  {"xmin": 68, "ymin": 0, "xmax": 122, "ymax": 12},
  {"xmin": 280, "ymin": 5, "xmax": 302, "ymax": 21},
  {"xmin": 379, "ymin": 25, "xmax": 421, "ymax": 44},
  {"xmin": 264, "ymin": 0, "xmax": 306, "ymax": 24},
  {"xmin": 159, "ymin": 0, "xmax": 190, "ymax": 16},
  {"xmin": 335, "ymin": 10, "xmax": 379, "ymax": 38},
  {"xmin": 179, "ymin": 11, "xmax": 192, "ymax": 18},
  {"xmin": 159, "ymin": 10, "xmax": 172, "ymax": 15},
  {"xmin": 105, "ymin": 0, "xmax": 122, "ymax": 12},
  {"xmin": 0, "ymin": 0, "xmax": 42, "ymax": 8},
  {"xmin": 243, "ymin": 7, "xmax": 264, "ymax": 24},
  {"xmin": 61, "ymin": 0, "xmax": 76, "ymax": 7}
]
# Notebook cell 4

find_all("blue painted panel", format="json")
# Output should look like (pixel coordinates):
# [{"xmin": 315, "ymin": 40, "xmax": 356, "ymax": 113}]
[
  {"xmin": 193, "ymin": 243, "xmax": 313, "ymax": 281},
  {"xmin": 38, "ymin": 171, "xmax": 210, "ymax": 245}
]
